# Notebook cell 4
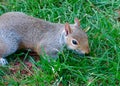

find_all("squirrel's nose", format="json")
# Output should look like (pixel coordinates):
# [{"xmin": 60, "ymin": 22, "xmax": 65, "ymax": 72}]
[
  {"xmin": 85, "ymin": 48, "xmax": 90, "ymax": 54},
  {"xmin": 82, "ymin": 47, "xmax": 90, "ymax": 54}
]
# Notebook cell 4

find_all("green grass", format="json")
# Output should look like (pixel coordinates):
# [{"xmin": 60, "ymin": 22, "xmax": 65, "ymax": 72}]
[{"xmin": 0, "ymin": 0, "xmax": 120, "ymax": 85}]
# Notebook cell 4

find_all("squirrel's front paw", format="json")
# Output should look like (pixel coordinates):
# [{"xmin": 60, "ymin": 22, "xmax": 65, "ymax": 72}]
[{"xmin": 0, "ymin": 58, "xmax": 8, "ymax": 66}]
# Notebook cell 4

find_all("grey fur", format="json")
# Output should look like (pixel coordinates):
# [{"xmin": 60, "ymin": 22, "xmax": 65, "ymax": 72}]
[
  {"xmin": 0, "ymin": 12, "xmax": 65, "ymax": 65},
  {"xmin": 0, "ymin": 12, "xmax": 89, "ymax": 65}
]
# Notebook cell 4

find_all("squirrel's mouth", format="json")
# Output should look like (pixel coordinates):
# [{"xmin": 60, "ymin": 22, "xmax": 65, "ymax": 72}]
[
  {"xmin": 72, "ymin": 50, "xmax": 85, "ymax": 57},
  {"xmin": 66, "ymin": 46, "xmax": 86, "ymax": 56}
]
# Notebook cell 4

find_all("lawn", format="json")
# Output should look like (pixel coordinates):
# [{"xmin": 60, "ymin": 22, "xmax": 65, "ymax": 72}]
[{"xmin": 0, "ymin": 0, "xmax": 120, "ymax": 86}]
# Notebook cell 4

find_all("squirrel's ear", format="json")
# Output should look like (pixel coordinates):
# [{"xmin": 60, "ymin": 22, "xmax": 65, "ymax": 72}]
[
  {"xmin": 65, "ymin": 23, "xmax": 72, "ymax": 36},
  {"xmin": 74, "ymin": 18, "xmax": 80, "ymax": 28}
]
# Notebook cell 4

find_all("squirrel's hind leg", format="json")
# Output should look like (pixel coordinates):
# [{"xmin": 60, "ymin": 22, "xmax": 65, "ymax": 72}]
[
  {"xmin": 0, "ymin": 40, "xmax": 9, "ymax": 66},
  {"xmin": 0, "ymin": 36, "xmax": 20, "ymax": 66}
]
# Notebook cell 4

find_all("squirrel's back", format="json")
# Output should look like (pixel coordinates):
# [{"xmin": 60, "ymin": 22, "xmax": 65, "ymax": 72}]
[{"xmin": 0, "ymin": 12, "xmax": 63, "ymax": 50}]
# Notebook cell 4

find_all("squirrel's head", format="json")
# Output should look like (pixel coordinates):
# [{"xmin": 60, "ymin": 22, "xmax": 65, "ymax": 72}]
[{"xmin": 64, "ymin": 18, "xmax": 90, "ymax": 55}]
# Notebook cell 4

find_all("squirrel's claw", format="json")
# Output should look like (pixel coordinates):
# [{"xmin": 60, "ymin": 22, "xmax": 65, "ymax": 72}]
[{"xmin": 0, "ymin": 58, "xmax": 8, "ymax": 66}]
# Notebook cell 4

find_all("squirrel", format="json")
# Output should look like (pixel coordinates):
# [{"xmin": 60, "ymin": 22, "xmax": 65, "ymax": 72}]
[{"xmin": 0, "ymin": 12, "xmax": 90, "ymax": 66}]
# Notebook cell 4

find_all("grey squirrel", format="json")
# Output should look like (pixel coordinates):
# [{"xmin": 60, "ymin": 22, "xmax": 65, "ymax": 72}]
[{"xmin": 0, "ymin": 12, "xmax": 90, "ymax": 65}]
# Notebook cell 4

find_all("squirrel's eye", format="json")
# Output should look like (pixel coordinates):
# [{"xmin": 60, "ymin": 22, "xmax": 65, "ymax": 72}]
[{"xmin": 72, "ymin": 39, "xmax": 78, "ymax": 45}]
